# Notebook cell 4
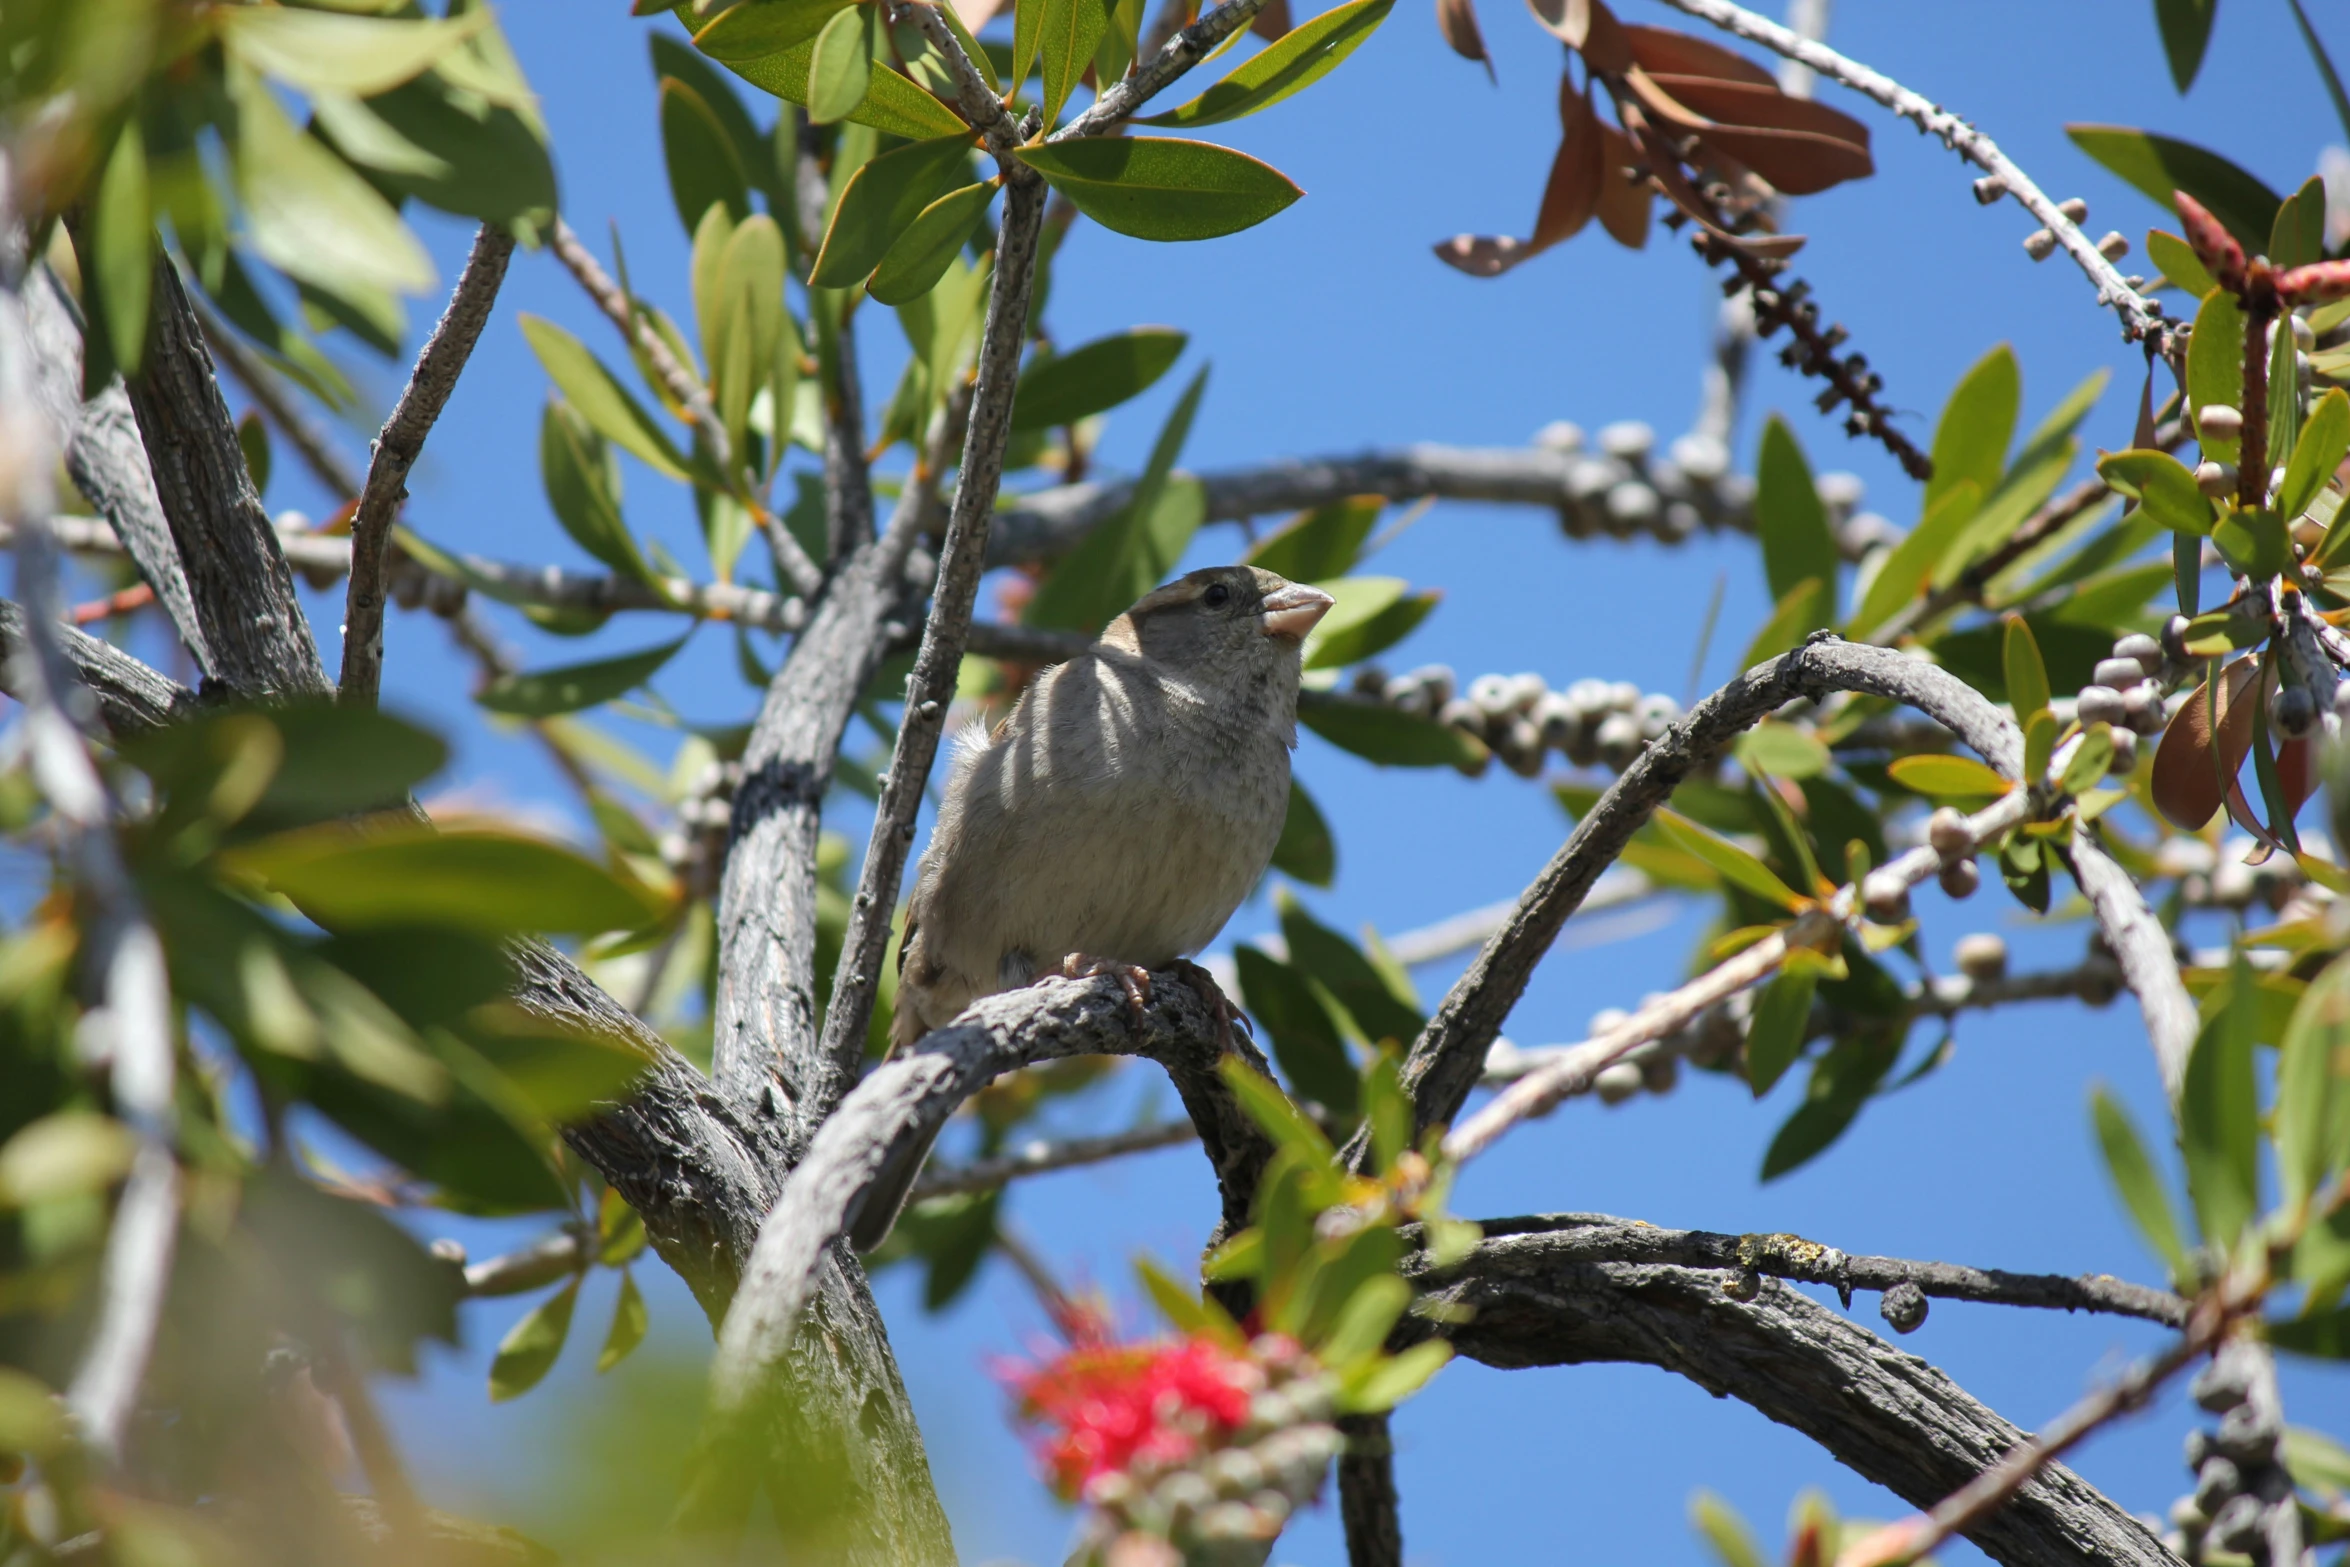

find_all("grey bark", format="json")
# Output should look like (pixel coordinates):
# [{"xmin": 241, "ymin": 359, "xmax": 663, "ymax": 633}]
[{"xmin": 0, "ymin": 601, "xmax": 199, "ymax": 737}]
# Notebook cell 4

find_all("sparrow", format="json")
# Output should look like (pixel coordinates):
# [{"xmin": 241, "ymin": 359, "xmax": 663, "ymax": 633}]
[{"xmin": 849, "ymin": 564, "xmax": 1335, "ymax": 1251}]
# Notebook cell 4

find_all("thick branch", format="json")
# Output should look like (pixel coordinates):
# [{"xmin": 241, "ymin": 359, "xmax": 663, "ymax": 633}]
[
  {"xmin": 1407, "ymin": 1232, "xmax": 2177, "ymax": 1567},
  {"xmin": 0, "ymin": 600, "xmax": 199, "ymax": 735},
  {"xmin": 1652, "ymin": 0, "xmax": 2180, "ymax": 357},
  {"xmin": 123, "ymin": 256, "xmax": 328, "ymax": 697},
  {"xmin": 814, "ymin": 175, "xmax": 1048, "ymax": 1120},
  {"xmin": 187, "ymin": 286, "xmax": 363, "ymax": 501},
  {"xmin": 341, "ymin": 223, "xmax": 515, "ymax": 706}
]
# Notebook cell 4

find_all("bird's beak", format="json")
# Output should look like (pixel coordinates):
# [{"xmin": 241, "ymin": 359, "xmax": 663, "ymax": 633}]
[{"xmin": 1259, "ymin": 583, "xmax": 1336, "ymax": 640}]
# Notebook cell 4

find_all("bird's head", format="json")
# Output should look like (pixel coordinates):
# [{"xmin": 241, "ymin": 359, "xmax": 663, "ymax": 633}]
[{"xmin": 1105, "ymin": 566, "xmax": 1335, "ymax": 685}]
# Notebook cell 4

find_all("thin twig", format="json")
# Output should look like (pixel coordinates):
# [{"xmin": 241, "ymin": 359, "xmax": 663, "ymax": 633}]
[
  {"xmin": 812, "ymin": 173, "xmax": 1050, "ymax": 1115},
  {"xmin": 341, "ymin": 223, "xmax": 515, "ymax": 707},
  {"xmin": 1833, "ymin": 1299, "xmax": 2236, "ymax": 1567},
  {"xmin": 1652, "ymin": 0, "xmax": 2182, "ymax": 358},
  {"xmin": 910, "ymin": 1120, "xmax": 1200, "ymax": 1201},
  {"xmin": 461, "ymin": 1229, "xmax": 594, "ymax": 1297},
  {"xmin": 547, "ymin": 219, "xmax": 823, "ymax": 597},
  {"xmin": 1056, "ymin": 0, "xmax": 1272, "ymax": 138},
  {"xmin": 893, "ymin": 2, "xmax": 1025, "ymax": 155}
]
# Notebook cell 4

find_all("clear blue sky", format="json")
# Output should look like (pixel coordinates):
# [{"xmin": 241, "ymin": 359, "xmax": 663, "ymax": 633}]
[{"xmin": 286, "ymin": 0, "xmax": 2350, "ymax": 1560}]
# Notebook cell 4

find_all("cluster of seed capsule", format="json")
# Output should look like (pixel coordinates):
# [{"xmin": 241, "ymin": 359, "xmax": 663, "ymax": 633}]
[
  {"xmin": 660, "ymin": 757, "xmax": 742, "ymax": 901},
  {"xmin": 1531, "ymin": 420, "xmax": 1896, "ymax": 558},
  {"xmin": 1349, "ymin": 664, "xmax": 1690, "ymax": 779},
  {"xmin": 1077, "ymin": 1341, "xmax": 1344, "ymax": 1567},
  {"xmin": 2161, "ymin": 1344, "xmax": 2300, "ymax": 1565}
]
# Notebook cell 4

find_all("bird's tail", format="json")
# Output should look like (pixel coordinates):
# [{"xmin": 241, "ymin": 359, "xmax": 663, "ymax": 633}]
[{"xmin": 848, "ymin": 1119, "xmax": 941, "ymax": 1252}]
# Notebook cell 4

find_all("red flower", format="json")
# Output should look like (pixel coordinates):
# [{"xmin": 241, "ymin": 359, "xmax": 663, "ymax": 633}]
[{"xmin": 1006, "ymin": 1335, "xmax": 1263, "ymax": 1499}]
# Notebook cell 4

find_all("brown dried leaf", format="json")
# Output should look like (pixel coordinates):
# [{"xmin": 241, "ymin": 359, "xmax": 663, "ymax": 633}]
[
  {"xmin": 1621, "ymin": 104, "xmax": 1805, "ymax": 260},
  {"xmin": 1621, "ymin": 23, "xmax": 1773, "ymax": 85},
  {"xmin": 1524, "ymin": 0, "xmax": 1630, "ymax": 72},
  {"xmin": 1621, "ymin": 67, "xmax": 1871, "ymax": 197},
  {"xmin": 1593, "ymin": 122, "xmax": 1651, "ymax": 248},
  {"xmin": 1436, "ymin": 0, "xmax": 1494, "ymax": 76},
  {"xmin": 1431, "ymin": 235, "xmax": 1535, "ymax": 276},
  {"xmin": 1533, "ymin": 81, "xmax": 1604, "ymax": 248},
  {"xmin": 1252, "ymin": 0, "xmax": 1293, "ymax": 41},
  {"xmin": 1646, "ymin": 76, "xmax": 1870, "ymax": 155},
  {"xmin": 2151, "ymin": 659, "xmax": 2259, "ymax": 830}
]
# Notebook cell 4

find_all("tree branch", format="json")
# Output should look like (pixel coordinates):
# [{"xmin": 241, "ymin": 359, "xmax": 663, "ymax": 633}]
[
  {"xmin": 908, "ymin": 1119, "xmax": 1199, "ymax": 1202},
  {"xmin": 1651, "ymin": 0, "xmax": 2181, "ymax": 358},
  {"xmin": 813, "ymin": 174, "xmax": 1049, "ymax": 1122},
  {"xmin": 1406, "ymin": 1235, "xmax": 2177, "ymax": 1567},
  {"xmin": 186, "ymin": 285, "xmax": 364, "ymax": 501},
  {"xmin": 123, "ymin": 255, "xmax": 328, "ymax": 697},
  {"xmin": 341, "ymin": 223, "xmax": 515, "ymax": 706},
  {"xmin": 0, "ymin": 600, "xmax": 200, "ymax": 735},
  {"xmin": 1055, "ymin": 0, "xmax": 1271, "ymax": 138}
]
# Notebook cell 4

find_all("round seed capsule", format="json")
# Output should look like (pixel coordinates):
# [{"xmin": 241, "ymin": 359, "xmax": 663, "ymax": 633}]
[
  {"xmin": 2194, "ymin": 460, "xmax": 2238, "ymax": 499},
  {"xmin": 2075, "ymin": 685, "xmax": 2126, "ymax": 728},
  {"xmin": 1939, "ymin": 858, "xmax": 1981, "ymax": 899},
  {"xmin": 1955, "ymin": 932, "xmax": 2008, "ymax": 981},
  {"xmin": 1879, "ymin": 1281, "xmax": 1928, "ymax": 1334},
  {"xmin": 2109, "ymin": 726, "xmax": 2139, "ymax": 772},
  {"xmin": 1927, "ymin": 807, "xmax": 1974, "ymax": 858},
  {"xmin": 2093, "ymin": 656, "xmax": 2149, "ymax": 690},
  {"xmin": 2197, "ymin": 404, "xmax": 2244, "ymax": 443},
  {"xmin": 2110, "ymin": 632, "xmax": 2163, "ymax": 677},
  {"xmin": 1594, "ymin": 1061, "xmax": 1644, "ymax": 1104},
  {"xmin": 2275, "ymin": 684, "xmax": 2318, "ymax": 739}
]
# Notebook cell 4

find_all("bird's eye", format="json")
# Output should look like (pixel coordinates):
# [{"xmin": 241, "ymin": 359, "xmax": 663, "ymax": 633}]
[{"xmin": 1203, "ymin": 583, "xmax": 1232, "ymax": 609}]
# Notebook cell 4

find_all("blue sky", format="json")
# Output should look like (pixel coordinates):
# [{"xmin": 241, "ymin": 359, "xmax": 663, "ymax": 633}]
[{"xmin": 252, "ymin": 0, "xmax": 2350, "ymax": 1560}]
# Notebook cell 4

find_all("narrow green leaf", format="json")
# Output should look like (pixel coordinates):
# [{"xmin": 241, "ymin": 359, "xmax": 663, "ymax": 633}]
[
  {"xmin": 2286, "ymin": 0, "xmax": 2350, "ymax": 143},
  {"xmin": 518, "ymin": 316, "xmax": 692, "ymax": 482},
  {"xmin": 2211, "ymin": 507, "xmax": 2290, "ymax": 581},
  {"xmin": 2281, "ymin": 388, "xmax": 2350, "ymax": 526},
  {"xmin": 2187, "ymin": 289, "xmax": 2246, "ymax": 465},
  {"xmin": 1653, "ymin": 810, "xmax": 1803, "ymax": 911},
  {"xmin": 230, "ymin": 73, "xmax": 434, "ymax": 297},
  {"xmin": 1216, "ymin": 1056, "xmax": 1338, "ymax": 1166},
  {"xmin": 2065, "ymin": 125, "xmax": 2283, "ymax": 249},
  {"xmin": 808, "ymin": 3, "xmax": 881, "ymax": 124},
  {"xmin": 1846, "ymin": 479, "xmax": 1980, "ymax": 638},
  {"xmin": 2151, "ymin": 0, "xmax": 2217, "ymax": 92},
  {"xmin": 489, "ymin": 1277, "xmax": 580, "ymax": 1400},
  {"xmin": 2003, "ymin": 613, "xmax": 2051, "ymax": 728},
  {"xmin": 695, "ymin": 0, "xmax": 859, "ymax": 59},
  {"xmin": 1024, "ymin": 366, "xmax": 1207, "ymax": 630},
  {"xmin": 1690, "ymin": 1492, "xmax": 1768, "ymax": 1567},
  {"xmin": 479, "ymin": 637, "xmax": 690, "ymax": 718},
  {"xmin": 708, "ymin": 215, "xmax": 789, "ymax": 466},
  {"xmin": 541, "ymin": 400, "xmax": 658, "ymax": 585},
  {"xmin": 2091, "ymin": 1084, "xmax": 2190, "ymax": 1279},
  {"xmin": 1246, "ymin": 496, "xmax": 1382, "ymax": 581},
  {"xmin": 1306, "ymin": 585, "xmax": 1436, "ymax": 671},
  {"xmin": 2182, "ymin": 963, "xmax": 2263, "ymax": 1250},
  {"xmin": 1760, "ymin": 1036, "xmax": 1897, "ymax": 1181},
  {"xmin": 2278, "ymin": 953, "xmax": 2350, "ymax": 1209},
  {"xmin": 1011, "ymin": 0, "xmax": 1045, "ymax": 91},
  {"xmin": 596, "ymin": 1271, "xmax": 649, "ymax": 1372},
  {"xmin": 1233, "ymin": 946, "xmax": 1358, "ymax": 1115},
  {"xmin": 226, "ymin": 822, "xmax": 666, "ymax": 936},
  {"xmin": 1140, "ymin": 0, "xmax": 1394, "ymax": 126},
  {"xmin": 1298, "ymin": 695, "xmax": 1486, "ymax": 769},
  {"xmin": 220, "ymin": 7, "xmax": 487, "ymax": 96},
  {"xmin": 706, "ymin": 30, "xmax": 968, "ymax": 140},
  {"xmin": 1013, "ymin": 137, "xmax": 1303, "ymax": 241},
  {"xmin": 1927, "ymin": 344, "xmax": 2020, "ymax": 518},
  {"xmin": 1277, "ymin": 888, "xmax": 1423, "ymax": 1048},
  {"xmin": 1037, "ymin": 0, "xmax": 1111, "ymax": 123},
  {"xmin": 1318, "ymin": 1275, "xmax": 1410, "ymax": 1369},
  {"xmin": 1734, "ymin": 722, "xmax": 1830, "ymax": 781},
  {"xmin": 1884, "ymin": 753, "xmax": 2009, "ymax": 802},
  {"xmin": 1271, "ymin": 779, "xmax": 1336, "ymax": 887},
  {"xmin": 1755, "ymin": 415, "xmax": 1838, "ymax": 612},
  {"xmin": 1745, "ymin": 966, "xmax": 1816, "ymax": 1097},
  {"xmin": 2022, "ymin": 708, "xmax": 2057, "ymax": 786},
  {"xmin": 2097, "ymin": 449, "xmax": 2217, "ymax": 536},
  {"xmin": 810, "ymin": 132, "xmax": 975, "ymax": 287},
  {"xmin": 2061, "ymin": 723, "xmax": 2116, "ymax": 795},
  {"xmin": 2145, "ymin": 228, "xmax": 2218, "ymax": 296},
  {"xmin": 1011, "ymin": 327, "xmax": 1189, "ymax": 431},
  {"xmin": 868, "ymin": 182, "xmax": 995, "ymax": 306},
  {"xmin": 659, "ymin": 77, "xmax": 752, "ymax": 237},
  {"xmin": 2271, "ymin": 175, "xmax": 2329, "ymax": 271},
  {"xmin": 89, "ymin": 124, "xmax": 152, "ymax": 378},
  {"xmin": 237, "ymin": 411, "xmax": 272, "ymax": 496},
  {"xmin": 1335, "ymin": 1339, "xmax": 1450, "ymax": 1414},
  {"xmin": 653, "ymin": 33, "xmax": 790, "ymax": 215}
]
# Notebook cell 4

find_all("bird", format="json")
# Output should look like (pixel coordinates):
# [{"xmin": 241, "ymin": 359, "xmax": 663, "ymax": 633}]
[{"xmin": 848, "ymin": 564, "xmax": 1335, "ymax": 1251}]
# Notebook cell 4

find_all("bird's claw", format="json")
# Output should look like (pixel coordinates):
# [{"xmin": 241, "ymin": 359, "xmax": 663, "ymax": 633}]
[
  {"xmin": 1168, "ymin": 958, "xmax": 1251, "ymax": 1055},
  {"xmin": 1054, "ymin": 954, "xmax": 1152, "ymax": 1027}
]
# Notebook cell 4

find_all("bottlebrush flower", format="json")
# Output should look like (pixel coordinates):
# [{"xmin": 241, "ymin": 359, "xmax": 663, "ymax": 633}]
[{"xmin": 1006, "ymin": 1334, "xmax": 1263, "ymax": 1500}]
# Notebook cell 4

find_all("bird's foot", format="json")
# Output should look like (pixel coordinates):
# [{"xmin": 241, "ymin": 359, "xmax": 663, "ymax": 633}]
[
  {"xmin": 1167, "ymin": 958, "xmax": 1252, "ymax": 1055},
  {"xmin": 1053, "ymin": 954, "xmax": 1152, "ymax": 1028}
]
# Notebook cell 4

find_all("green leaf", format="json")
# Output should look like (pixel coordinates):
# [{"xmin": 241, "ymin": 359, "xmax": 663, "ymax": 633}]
[
  {"xmin": 810, "ymin": 133, "xmax": 975, "ymax": 287},
  {"xmin": 2212, "ymin": 507, "xmax": 2290, "ymax": 581},
  {"xmin": 1884, "ymin": 753, "xmax": 2008, "ymax": 802},
  {"xmin": 1025, "ymin": 367, "xmax": 1209, "ymax": 631},
  {"xmin": 1653, "ymin": 810, "xmax": 1804, "ymax": 911},
  {"xmin": 2281, "ymin": 389, "xmax": 2350, "ymax": 525},
  {"xmin": 88, "ymin": 124, "xmax": 152, "ymax": 379},
  {"xmin": 1234, "ymin": 946, "xmax": 1358, "ymax": 1114},
  {"xmin": 348, "ymin": 67, "xmax": 558, "ymax": 230},
  {"xmin": 1745, "ymin": 966, "xmax": 1816, "ymax": 1097},
  {"xmin": 2097, "ymin": 449, "xmax": 2216, "ymax": 536},
  {"xmin": 809, "ymin": 3, "xmax": 881, "ymax": 123},
  {"xmin": 2091, "ymin": 1084, "xmax": 2190, "ymax": 1281},
  {"xmin": 1140, "ymin": 0, "xmax": 1394, "ymax": 126},
  {"xmin": 1299, "ymin": 695, "xmax": 1486, "ymax": 769},
  {"xmin": 2022, "ymin": 708, "xmax": 2058, "ymax": 787},
  {"xmin": 1012, "ymin": 137, "xmax": 1303, "ymax": 242},
  {"xmin": 1271, "ymin": 779, "xmax": 1336, "ymax": 886},
  {"xmin": 2003, "ymin": 613, "xmax": 2051, "ymax": 728},
  {"xmin": 1217, "ymin": 1056, "xmax": 1337, "ymax": 1167},
  {"xmin": 1246, "ymin": 496, "xmax": 1382, "ymax": 581},
  {"xmin": 2145, "ymin": 228, "xmax": 2218, "ymax": 296},
  {"xmin": 2061, "ymin": 723, "xmax": 2116, "ymax": 795},
  {"xmin": 1318, "ymin": 1274, "xmax": 1409, "ymax": 1369},
  {"xmin": 1011, "ymin": 327, "xmax": 1189, "ymax": 431},
  {"xmin": 1361, "ymin": 1053, "xmax": 1411, "ymax": 1172},
  {"xmin": 220, "ymin": 7, "xmax": 488, "ymax": 96},
  {"xmin": 1754, "ymin": 415, "xmax": 1838, "ymax": 613},
  {"xmin": 660, "ymin": 76, "xmax": 752, "ymax": 237},
  {"xmin": 2187, "ymin": 288, "xmax": 2246, "ymax": 466},
  {"xmin": 519, "ymin": 316, "xmax": 692, "ymax": 482},
  {"xmin": 230, "ymin": 72, "xmax": 434, "ymax": 298},
  {"xmin": 1011, "ymin": 0, "xmax": 1046, "ymax": 91},
  {"xmin": 1690, "ymin": 1492, "xmax": 1769, "ymax": 1567},
  {"xmin": 1735, "ymin": 721, "xmax": 1829, "ymax": 781},
  {"xmin": 1037, "ymin": 0, "xmax": 1111, "ymax": 123},
  {"xmin": 695, "ymin": 0, "xmax": 859, "ymax": 59},
  {"xmin": 2273, "ymin": 1302, "xmax": 2350, "ymax": 1358},
  {"xmin": 226, "ymin": 822, "xmax": 666, "ymax": 937},
  {"xmin": 653, "ymin": 33, "xmax": 790, "ymax": 215},
  {"xmin": 705, "ymin": 214, "xmax": 791, "ymax": 477},
  {"xmin": 541, "ymin": 400, "xmax": 658, "ymax": 584},
  {"xmin": 1845, "ymin": 479, "xmax": 1980, "ymax": 638},
  {"xmin": 2065, "ymin": 125, "xmax": 2282, "ymax": 250},
  {"xmin": 479, "ymin": 637, "xmax": 690, "ymax": 718},
  {"xmin": 1305, "ymin": 583, "xmax": 1437, "ymax": 671},
  {"xmin": 706, "ymin": 27, "xmax": 969, "ymax": 140},
  {"xmin": 1760, "ymin": 1035, "xmax": 1897, "ymax": 1181},
  {"xmin": 489, "ymin": 1277, "xmax": 580, "ymax": 1401},
  {"xmin": 868, "ymin": 182, "xmax": 995, "ymax": 306},
  {"xmin": 1336, "ymin": 1339, "xmax": 1450, "ymax": 1414},
  {"xmin": 2182, "ymin": 962, "xmax": 2263, "ymax": 1251},
  {"xmin": 1739, "ymin": 578, "xmax": 1829, "ymax": 671},
  {"xmin": 2277, "ymin": 953, "xmax": 2350, "ymax": 1210},
  {"xmin": 2151, "ymin": 0, "xmax": 2217, "ymax": 91},
  {"xmin": 2271, "ymin": 175, "xmax": 2329, "ymax": 271},
  {"xmin": 1277, "ymin": 888, "xmax": 1423, "ymax": 1048},
  {"xmin": 1927, "ymin": 344, "xmax": 2020, "ymax": 518},
  {"xmin": 596, "ymin": 1271, "xmax": 648, "ymax": 1372}
]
